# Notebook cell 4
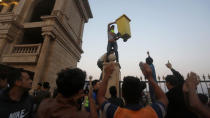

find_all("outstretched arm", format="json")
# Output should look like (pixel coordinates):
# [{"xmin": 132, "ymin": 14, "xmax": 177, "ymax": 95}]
[
  {"xmin": 97, "ymin": 63, "xmax": 115, "ymax": 107},
  {"xmin": 166, "ymin": 61, "xmax": 184, "ymax": 84},
  {"xmin": 140, "ymin": 62, "xmax": 168, "ymax": 107},
  {"xmin": 184, "ymin": 72, "xmax": 210, "ymax": 118}
]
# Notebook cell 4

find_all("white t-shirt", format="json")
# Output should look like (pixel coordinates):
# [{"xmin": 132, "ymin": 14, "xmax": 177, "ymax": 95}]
[{"xmin": 98, "ymin": 53, "xmax": 116, "ymax": 62}]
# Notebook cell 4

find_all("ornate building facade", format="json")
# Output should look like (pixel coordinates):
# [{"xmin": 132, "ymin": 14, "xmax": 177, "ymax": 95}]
[{"xmin": 0, "ymin": 0, "xmax": 92, "ymax": 92}]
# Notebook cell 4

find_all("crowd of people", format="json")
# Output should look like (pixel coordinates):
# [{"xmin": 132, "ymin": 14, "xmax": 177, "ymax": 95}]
[{"xmin": 0, "ymin": 52, "xmax": 210, "ymax": 118}]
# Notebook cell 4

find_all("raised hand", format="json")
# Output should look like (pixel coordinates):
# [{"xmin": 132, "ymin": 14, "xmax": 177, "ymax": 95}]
[
  {"xmin": 165, "ymin": 60, "xmax": 172, "ymax": 69},
  {"xmin": 147, "ymin": 51, "xmax": 150, "ymax": 56},
  {"xmin": 139, "ymin": 62, "xmax": 153, "ymax": 79},
  {"xmin": 89, "ymin": 76, "xmax": 93, "ymax": 81},
  {"xmin": 186, "ymin": 72, "xmax": 199, "ymax": 89},
  {"xmin": 104, "ymin": 62, "xmax": 115, "ymax": 78}
]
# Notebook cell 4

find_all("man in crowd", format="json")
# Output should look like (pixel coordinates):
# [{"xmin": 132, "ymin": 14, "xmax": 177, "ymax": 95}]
[
  {"xmin": 183, "ymin": 72, "xmax": 210, "ymax": 118},
  {"xmin": 33, "ymin": 82, "xmax": 42, "ymax": 96},
  {"xmin": 92, "ymin": 80, "xmax": 100, "ymax": 102},
  {"xmin": 97, "ymin": 62, "xmax": 168, "ymax": 118},
  {"xmin": 108, "ymin": 86, "xmax": 124, "ymax": 107},
  {"xmin": 0, "ymin": 68, "xmax": 34, "ymax": 118},
  {"xmin": 33, "ymin": 82, "xmax": 51, "ymax": 111},
  {"xmin": 37, "ymin": 68, "xmax": 98, "ymax": 118},
  {"xmin": 165, "ymin": 61, "xmax": 198, "ymax": 118}
]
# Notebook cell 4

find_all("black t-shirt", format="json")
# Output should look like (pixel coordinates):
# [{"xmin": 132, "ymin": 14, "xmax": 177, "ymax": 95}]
[
  {"xmin": 165, "ymin": 84, "xmax": 198, "ymax": 118},
  {"xmin": 0, "ymin": 89, "xmax": 34, "ymax": 118},
  {"xmin": 108, "ymin": 96, "xmax": 124, "ymax": 107}
]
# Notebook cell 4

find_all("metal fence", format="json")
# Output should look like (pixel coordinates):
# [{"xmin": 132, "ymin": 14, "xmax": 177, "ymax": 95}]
[
  {"xmin": 119, "ymin": 75, "xmax": 210, "ymax": 98},
  {"xmin": 85, "ymin": 75, "xmax": 210, "ymax": 98}
]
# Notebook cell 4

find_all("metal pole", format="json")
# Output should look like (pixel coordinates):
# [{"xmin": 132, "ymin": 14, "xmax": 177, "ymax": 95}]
[
  {"xmin": 203, "ymin": 75, "xmax": 209, "ymax": 97},
  {"xmin": 157, "ymin": 75, "xmax": 160, "ymax": 86},
  {"xmin": 198, "ymin": 76, "xmax": 205, "ymax": 94},
  {"xmin": 162, "ymin": 76, "xmax": 167, "ymax": 92}
]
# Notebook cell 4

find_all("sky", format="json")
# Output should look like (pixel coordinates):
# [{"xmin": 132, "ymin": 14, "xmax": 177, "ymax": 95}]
[{"xmin": 78, "ymin": 0, "xmax": 210, "ymax": 83}]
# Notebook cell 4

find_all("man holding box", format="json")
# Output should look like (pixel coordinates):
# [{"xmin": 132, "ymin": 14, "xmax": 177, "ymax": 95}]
[{"xmin": 106, "ymin": 22, "xmax": 120, "ymax": 63}]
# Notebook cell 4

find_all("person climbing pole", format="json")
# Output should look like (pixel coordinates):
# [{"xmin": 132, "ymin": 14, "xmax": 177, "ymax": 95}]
[{"xmin": 106, "ymin": 21, "xmax": 121, "ymax": 63}]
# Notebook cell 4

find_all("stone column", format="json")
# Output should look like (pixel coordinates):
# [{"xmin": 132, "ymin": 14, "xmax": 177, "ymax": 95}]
[
  {"xmin": 53, "ymin": 0, "xmax": 66, "ymax": 11},
  {"xmin": 32, "ymin": 33, "xmax": 54, "ymax": 90},
  {"xmin": 0, "ymin": 39, "xmax": 7, "ymax": 56},
  {"xmin": 14, "ymin": 0, "xmax": 26, "ymax": 15},
  {"xmin": 103, "ymin": 62, "xmax": 121, "ymax": 98}
]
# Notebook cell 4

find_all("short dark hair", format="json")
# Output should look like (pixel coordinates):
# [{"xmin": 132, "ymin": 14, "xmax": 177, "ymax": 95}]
[
  {"xmin": 7, "ymin": 68, "xmax": 31, "ymax": 88},
  {"xmin": 0, "ymin": 64, "xmax": 18, "ymax": 81},
  {"xmin": 122, "ymin": 76, "xmax": 145, "ymax": 104},
  {"xmin": 111, "ymin": 25, "xmax": 115, "ymax": 29},
  {"xmin": 92, "ymin": 80, "xmax": 99, "ymax": 87},
  {"xmin": 109, "ymin": 25, "xmax": 115, "ymax": 32},
  {"xmin": 109, "ymin": 86, "xmax": 117, "ymax": 97},
  {"xmin": 0, "ymin": 64, "xmax": 33, "ymax": 88},
  {"xmin": 165, "ymin": 75, "xmax": 178, "ymax": 86},
  {"xmin": 146, "ymin": 56, "xmax": 153, "ymax": 65},
  {"xmin": 56, "ymin": 68, "xmax": 86, "ymax": 98},
  {"xmin": 43, "ymin": 82, "xmax": 50, "ymax": 89},
  {"xmin": 6, "ymin": 69, "xmax": 21, "ymax": 87}
]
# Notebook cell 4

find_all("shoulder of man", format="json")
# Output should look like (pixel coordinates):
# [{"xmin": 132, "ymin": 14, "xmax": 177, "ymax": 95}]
[{"xmin": 150, "ymin": 101, "xmax": 167, "ymax": 118}]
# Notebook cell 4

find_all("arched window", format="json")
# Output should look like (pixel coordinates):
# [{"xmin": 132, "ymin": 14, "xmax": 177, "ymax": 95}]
[{"xmin": 30, "ymin": 0, "xmax": 56, "ymax": 22}]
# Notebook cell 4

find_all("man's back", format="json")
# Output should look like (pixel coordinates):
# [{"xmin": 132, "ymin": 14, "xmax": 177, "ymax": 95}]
[
  {"xmin": 114, "ymin": 105, "xmax": 158, "ymax": 118},
  {"xmin": 37, "ymin": 97, "xmax": 90, "ymax": 118},
  {"xmin": 108, "ymin": 97, "xmax": 124, "ymax": 107},
  {"xmin": 165, "ymin": 84, "xmax": 198, "ymax": 118},
  {"xmin": 101, "ymin": 101, "xmax": 166, "ymax": 118}
]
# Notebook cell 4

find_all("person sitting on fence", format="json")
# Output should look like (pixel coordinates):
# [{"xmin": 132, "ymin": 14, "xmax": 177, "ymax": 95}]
[
  {"xmin": 183, "ymin": 72, "xmax": 210, "ymax": 118},
  {"xmin": 165, "ymin": 61, "xmax": 198, "ymax": 118},
  {"xmin": 97, "ymin": 62, "xmax": 168, "ymax": 118}
]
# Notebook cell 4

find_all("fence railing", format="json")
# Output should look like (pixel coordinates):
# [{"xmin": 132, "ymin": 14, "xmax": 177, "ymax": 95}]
[{"xmin": 85, "ymin": 75, "xmax": 210, "ymax": 98}]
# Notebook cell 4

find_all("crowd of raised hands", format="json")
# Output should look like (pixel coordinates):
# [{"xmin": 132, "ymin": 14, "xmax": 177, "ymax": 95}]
[{"xmin": 98, "ymin": 60, "xmax": 210, "ymax": 118}]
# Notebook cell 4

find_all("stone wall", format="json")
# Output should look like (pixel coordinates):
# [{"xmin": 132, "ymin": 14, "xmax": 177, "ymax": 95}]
[{"xmin": 41, "ymin": 39, "xmax": 78, "ymax": 92}]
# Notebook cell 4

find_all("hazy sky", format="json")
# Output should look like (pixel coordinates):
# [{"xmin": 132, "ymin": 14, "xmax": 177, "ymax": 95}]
[{"xmin": 78, "ymin": 0, "xmax": 210, "ymax": 81}]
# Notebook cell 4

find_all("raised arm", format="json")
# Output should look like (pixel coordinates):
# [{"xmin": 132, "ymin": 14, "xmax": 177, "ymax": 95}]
[
  {"xmin": 140, "ymin": 62, "xmax": 168, "ymax": 107},
  {"xmin": 184, "ymin": 72, "xmax": 210, "ymax": 118},
  {"xmin": 97, "ymin": 63, "xmax": 115, "ymax": 107},
  {"xmin": 107, "ymin": 22, "xmax": 116, "ymax": 32},
  {"xmin": 166, "ymin": 61, "xmax": 184, "ymax": 84}
]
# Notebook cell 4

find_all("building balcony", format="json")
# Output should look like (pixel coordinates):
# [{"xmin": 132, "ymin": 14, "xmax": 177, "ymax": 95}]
[{"xmin": 1, "ymin": 43, "xmax": 42, "ymax": 64}]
